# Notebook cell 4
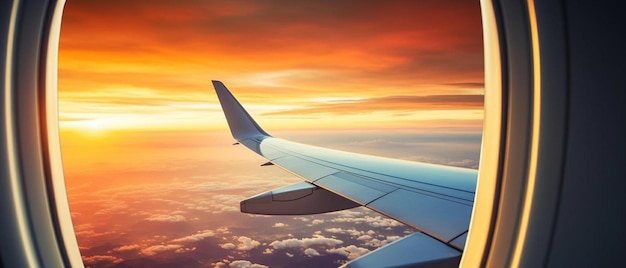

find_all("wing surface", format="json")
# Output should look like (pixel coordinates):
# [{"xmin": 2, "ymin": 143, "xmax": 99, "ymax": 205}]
[{"xmin": 213, "ymin": 80, "xmax": 477, "ymax": 267}]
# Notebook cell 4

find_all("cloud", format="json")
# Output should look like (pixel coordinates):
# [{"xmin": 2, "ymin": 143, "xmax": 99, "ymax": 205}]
[
  {"xmin": 216, "ymin": 227, "xmax": 231, "ymax": 233},
  {"xmin": 113, "ymin": 244, "xmax": 141, "ymax": 252},
  {"xmin": 211, "ymin": 194, "xmax": 246, "ymax": 207},
  {"xmin": 273, "ymin": 222, "xmax": 288, "ymax": 228},
  {"xmin": 213, "ymin": 261, "xmax": 229, "ymax": 268},
  {"xmin": 82, "ymin": 255, "xmax": 124, "ymax": 265},
  {"xmin": 220, "ymin": 236, "xmax": 261, "ymax": 251},
  {"xmin": 140, "ymin": 244, "xmax": 184, "ymax": 256},
  {"xmin": 325, "ymin": 228, "xmax": 343, "ymax": 233},
  {"xmin": 235, "ymin": 236, "xmax": 261, "ymax": 251},
  {"xmin": 170, "ymin": 230, "xmax": 215, "ymax": 243},
  {"xmin": 229, "ymin": 260, "xmax": 269, "ymax": 268},
  {"xmin": 357, "ymin": 235, "xmax": 372, "ymax": 241},
  {"xmin": 93, "ymin": 200, "xmax": 130, "ymax": 215},
  {"xmin": 220, "ymin": 243, "xmax": 236, "ymax": 250},
  {"xmin": 285, "ymin": 252, "xmax": 294, "ymax": 258},
  {"xmin": 325, "ymin": 228, "xmax": 363, "ymax": 237},
  {"xmin": 73, "ymin": 229, "xmax": 116, "ymax": 238},
  {"xmin": 175, "ymin": 247, "xmax": 196, "ymax": 253},
  {"xmin": 269, "ymin": 235, "xmax": 343, "ymax": 249},
  {"xmin": 265, "ymin": 95, "xmax": 483, "ymax": 116},
  {"xmin": 360, "ymin": 235, "xmax": 402, "ymax": 247},
  {"xmin": 292, "ymin": 217, "xmax": 310, "ymax": 222},
  {"xmin": 213, "ymin": 260, "xmax": 269, "ymax": 268},
  {"xmin": 329, "ymin": 210, "xmax": 363, "ymax": 218},
  {"xmin": 326, "ymin": 245, "xmax": 371, "ymax": 260},
  {"xmin": 331, "ymin": 215, "xmax": 403, "ymax": 228},
  {"xmin": 445, "ymin": 159, "xmax": 480, "ymax": 169},
  {"xmin": 310, "ymin": 219, "xmax": 324, "ymax": 225},
  {"xmin": 304, "ymin": 248, "xmax": 320, "ymax": 257},
  {"xmin": 145, "ymin": 214, "xmax": 186, "ymax": 222},
  {"xmin": 170, "ymin": 210, "xmax": 186, "ymax": 215},
  {"xmin": 406, "ymin": 155, "xmax": 480, "ymax": 169},
  {"xmin": 386, "ymin": 235, "xmax": 402, "ymax": 241},
  {"xmin": 73, "ymin": 223, "xmax": 94, "ymax": 232}
]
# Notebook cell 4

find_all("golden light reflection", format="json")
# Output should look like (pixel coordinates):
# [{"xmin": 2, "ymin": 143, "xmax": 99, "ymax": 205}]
[{"xmin": 460, "ymin": 0, "xmax": 502, "ymax": 266}]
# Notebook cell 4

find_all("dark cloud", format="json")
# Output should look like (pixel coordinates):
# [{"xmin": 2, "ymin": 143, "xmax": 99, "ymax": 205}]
[
  {"xmin": 265, "ymin": 94, "xmax": 483, "ymax": 115},
  {"xmin": 82, "ymin": 255, "xmax": 124, "ymax": 266},
  {"xmin": 60, "ymin": 0, "xmax": 483, "ymax": 96},
  {"xmin": 443, "ymin": 82, "xmax": 485, "ymax": 88},
  {"xmin": 62, "ymin": 0, "xmax": 481, "ymax": 52}
]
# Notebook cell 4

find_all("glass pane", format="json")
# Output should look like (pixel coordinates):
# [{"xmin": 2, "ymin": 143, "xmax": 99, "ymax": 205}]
[{"xmin": 59, "ymin": 1, "xmax": 483, "ymax": 267}]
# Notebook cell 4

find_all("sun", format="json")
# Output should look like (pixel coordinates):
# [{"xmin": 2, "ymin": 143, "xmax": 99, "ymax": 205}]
[
  {"xmin": 88, "ymin": 119, "xmax": 102, "ymax": 130},
  {"xmin": 58, "ymin": 119, "xmax": 112, "ymax": 138},
  {"xmin": 76, "ymin": 119, "xmax": 111, "ymax": 135}
]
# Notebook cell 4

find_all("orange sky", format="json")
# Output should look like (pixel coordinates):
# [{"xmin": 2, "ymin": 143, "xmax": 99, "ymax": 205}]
[{"xmin": 58, "ymin": 0, "xmax": 484, "ymax": 131}]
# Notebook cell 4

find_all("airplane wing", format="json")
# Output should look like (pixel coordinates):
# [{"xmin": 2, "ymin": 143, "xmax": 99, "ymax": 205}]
[{"xmin": 212, "ymin": 80, "xmax": 477, "ymax": 267}]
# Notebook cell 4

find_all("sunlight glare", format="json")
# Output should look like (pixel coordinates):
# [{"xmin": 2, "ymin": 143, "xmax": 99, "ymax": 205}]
[{"xmin": 88, "ymin": 119, "xmax": 102, "ymax": 130}]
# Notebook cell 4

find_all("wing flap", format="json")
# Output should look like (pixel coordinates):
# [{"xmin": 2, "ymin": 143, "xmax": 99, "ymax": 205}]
[
  {"xmin": 240, "ymin": 181, "xmax": 360, "ymax": 215},
  {"xmin": 366, "ymin": 189, "xmax": 472, "ymax": 247}
]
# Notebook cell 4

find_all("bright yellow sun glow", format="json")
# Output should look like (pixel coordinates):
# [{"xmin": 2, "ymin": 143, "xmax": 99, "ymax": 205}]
[{"xmin": 88, "ymin": 120, "xmax": 102, "ymax": 130}]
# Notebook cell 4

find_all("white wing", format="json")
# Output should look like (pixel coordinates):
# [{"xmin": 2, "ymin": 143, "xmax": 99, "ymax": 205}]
[{"xmin": 213, "ymin": 81, "xmax": 477, "ymax": 267}]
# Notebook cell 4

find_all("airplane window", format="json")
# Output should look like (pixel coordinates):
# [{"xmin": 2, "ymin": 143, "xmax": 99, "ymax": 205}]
[{"xmin": 58, "ymin": 1, "xmax": 483, "ymax": 267}]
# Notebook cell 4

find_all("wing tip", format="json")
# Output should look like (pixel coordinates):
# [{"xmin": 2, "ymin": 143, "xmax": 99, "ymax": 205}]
[{"xmin": 212, "ymin": 80, "xmax": 270, "ymax": 141}]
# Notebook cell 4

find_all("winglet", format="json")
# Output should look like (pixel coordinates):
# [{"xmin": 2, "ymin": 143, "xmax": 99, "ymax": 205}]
[{"xmin": 212, "ymin": 80, "xmax": 271, "ymax": 141}]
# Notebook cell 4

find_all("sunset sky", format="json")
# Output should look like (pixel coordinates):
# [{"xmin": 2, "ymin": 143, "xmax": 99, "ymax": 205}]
[
  {"xmin": 58, "ymin": 1, "xmax": 484, "ymax": 267},
  {"xmin": 59, "ymin": 0, "xmax": 483, "ymax": 132}
]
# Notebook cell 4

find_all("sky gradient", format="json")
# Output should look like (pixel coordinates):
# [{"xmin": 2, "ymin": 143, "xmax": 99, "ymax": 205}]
[
  {"xmin": 58, "ymin": 1, "xmax": 484, "ymax": 267},
  {"xmin": 59, "ymin": 0, "xmax": 483, "ymax": 131}
]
